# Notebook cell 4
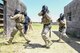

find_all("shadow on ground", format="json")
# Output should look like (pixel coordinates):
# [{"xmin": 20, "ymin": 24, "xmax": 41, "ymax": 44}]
[
  {"xmin": 0, "ymin": 32, "xmax": 3, "ymax": 35},
  {"xmin": 52, "ymin": 40, "xmax": 64, "ymax": 43},
  {"xmin": 23, "ymin": 43, "xmax": 45, "ymax": 49},
  {"xmin": 52, "ymin": 31, "xmax": 80, "ymax": 53},
  {"xmin": 0, "ymin": 42, "xmax": 25, "ymax": 47},
  {"xmin": 0, "ymin": 42, "xmax": 7, "ymax": 45}
]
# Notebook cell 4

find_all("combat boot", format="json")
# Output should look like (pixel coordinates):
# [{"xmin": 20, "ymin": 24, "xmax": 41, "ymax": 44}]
[
  {"xmin": 5, "ymin": 40, "xmax": 12, "ymax": 44},
  {"xmin": 26, "ymin": 40, "xmax": 31, "ymax": 44},
  {"xmin": 46, "ymin": 40, "xmax": 53, "ymax": 49}
]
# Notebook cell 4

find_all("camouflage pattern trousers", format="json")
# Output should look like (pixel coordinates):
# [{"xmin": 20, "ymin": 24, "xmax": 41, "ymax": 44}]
[
  {"xmin": 8, "ymin": 23, "xmax": 30, "ymax": 43},
  {"xmin": 41, "ymin": 23, "xmax": 52, "ymax": 47}
]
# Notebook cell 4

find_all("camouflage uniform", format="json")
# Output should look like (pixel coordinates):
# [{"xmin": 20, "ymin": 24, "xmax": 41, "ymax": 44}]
[
  {"xmin": 58, "ymin": 20, "xmax": 65, "ymax": 32},
  {"xmin": 7, "ymin": 13, "xmax": 30, "ymax": 44},
  {"xmin": 38, "ymin": 12, "xmax": 53, "ymax": 48},
  {"xmin": 57, "ymin": 18, "xmax": 70, "ymax": 42},
  {"xmin": 42, "ymin": 14, "xmax": 52, "ymax": 48}
]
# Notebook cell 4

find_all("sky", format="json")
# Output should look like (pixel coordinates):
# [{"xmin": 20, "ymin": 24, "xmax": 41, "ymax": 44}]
[
  {"xmin": 0, "ymin": 0, "xmax": 2, "ymax": 3},
  {"xmin": 20, "ymin": 0, "xmax": 72, "ymax": 22},
  {"xmin": 0, "ymin": 0, "xmax": 72, "ymax": 22}
]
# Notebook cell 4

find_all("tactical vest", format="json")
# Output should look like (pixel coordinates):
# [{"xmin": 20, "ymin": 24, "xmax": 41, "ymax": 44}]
[
  {"xmin": 59, "ymin": 20, "xmax": 65, "ymax": 28},
  {"xmin": 41, "ymin": 14, "xmax": 52, "ymax": 24},
  {"xmin": 15, "ymin": 14, "xmax": 25, "ymax": 23}
]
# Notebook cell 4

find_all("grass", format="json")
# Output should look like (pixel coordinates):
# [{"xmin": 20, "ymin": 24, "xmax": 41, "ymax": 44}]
[
  {"xmin": 52, "ymin": 25, "xmax": 58, "ymax": 30},
  {"xmin": 0, "ymin": 28, "xmax": 4, "ymax": 32},
  {"xmin": 32, "ymin": 23, "xmax": 43, "ymax": 30},
  {"xmin": 32, "ymin": 23, "xmax": 59, "ymax": 30},
  {"xmin": 0, "ymin": 28, "xmax": 4, "ymax": 43},
  {"xmin": 0, "ymin": 23, "xmax": 59, "ymax": 53},
  {"xmin": 0, "ymin": 23, "xmax": 58, "ymax": 40}
]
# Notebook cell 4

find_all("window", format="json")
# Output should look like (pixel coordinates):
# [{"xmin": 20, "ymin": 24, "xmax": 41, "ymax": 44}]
[{"xmin": 67, "ymin": 12, "xmax": 72, "ymax": 21}]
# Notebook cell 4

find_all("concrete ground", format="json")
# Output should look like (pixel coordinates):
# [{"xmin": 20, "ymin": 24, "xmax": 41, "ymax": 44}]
[{"xmin": 0, "ymin": 25, "xmax": 80, "ymax": 53}]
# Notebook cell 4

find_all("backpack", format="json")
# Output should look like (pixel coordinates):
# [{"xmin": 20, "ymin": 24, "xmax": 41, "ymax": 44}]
[{"xmin": 24, "ymin": 16, "xmax": 30, "ymax": 24}]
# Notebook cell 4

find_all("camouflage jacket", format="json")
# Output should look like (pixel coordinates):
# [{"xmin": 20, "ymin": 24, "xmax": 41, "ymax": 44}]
[
  {"xmin": 11, "ymin": 14, "xmax": 25, "ymax": 29},
  {"xmin": 41, "ymin": 14, "xmax": 52, "ymax": 24}
]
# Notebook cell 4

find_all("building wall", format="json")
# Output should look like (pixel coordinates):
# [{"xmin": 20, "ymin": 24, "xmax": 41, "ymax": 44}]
[
  {"xmin": 3, "ymin": 0, "xmax": 26, "ymax": 38},
  {"xmin": 19, "ymin": 2, "xmax": 27, "ymax": 12},
  {"xmin": 0, "ymin": 3, "xmax": 3, "ymax": 27},
  {"xmin": 64, "ymin": 0, "xmax": 80, "ymax": 37}
]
